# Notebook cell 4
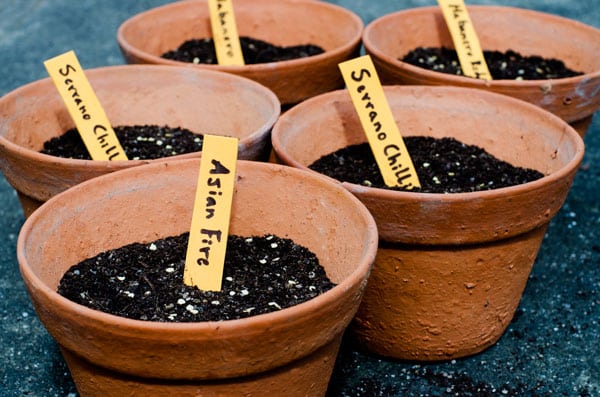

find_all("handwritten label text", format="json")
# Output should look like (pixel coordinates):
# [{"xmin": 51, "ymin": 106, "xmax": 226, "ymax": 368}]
[
  {"xmin": 208, "ymin": 0, "xmax": 245, "ymax": 66},
  {"xmin": 184, "ymin": 134, "xmax": 239, "ymax": 291},
  {"xmin": 44, "ymin": 51, "xmax": 128, "ymax": 161},
  {"xmin": 437, "ymin": 0, "xmax": 491, "ymax": 80},
  {"xmin": 339, "ymin": 55, "xmax": 421, "ymax": 189}
]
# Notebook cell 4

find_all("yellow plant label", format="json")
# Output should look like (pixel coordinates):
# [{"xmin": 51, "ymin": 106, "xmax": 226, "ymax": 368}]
[
  {"xmin": 184, "ymin": 134, "xmax": 239, "ymax": 291},
  {"xmin": 338, "ymin": 55, "xmax": 421, "ymax": 189},
  {"xmin": 44, "ymin": 50, "xmax": 128, "ymax": 161},
  {"xmin": 208, "ymin": 0, "xmax": 245, "ymax": 66},
  {"xmin": 437, "ymin": 0, "xmax": 492, "ymax": 80}
]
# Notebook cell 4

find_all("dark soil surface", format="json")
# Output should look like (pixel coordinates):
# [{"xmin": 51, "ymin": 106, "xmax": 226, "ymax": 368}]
[
  {"xmin": 57, "ymin": 233, "xmax": 336, "ymax": 322},
  {"xmin": 41, "ymin": 125, "xmax": 204, "ymax": 160},
  {"xmin": 400, "ymin": 47, "xmax": 584, "ymax": 80},
  {"xmin": 308, "ymin": 136, "xmax": 544, "ymax": 193},
  {"xmin": 162, "ymin": 36, "xmax": 324, "ymax": 64}
]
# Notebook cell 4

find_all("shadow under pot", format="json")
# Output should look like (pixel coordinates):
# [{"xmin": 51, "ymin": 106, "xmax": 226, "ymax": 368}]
[
  {"xmin": 271, "ymin": 85, "xmax": 584, "ymax": 360},
  {"xmin": 17, "ymin": 159, "xmax": 378, "ymax": 396},
  {"xmin": 362, "ymin": 5, "xmax": 600, "ymax": 137},
  {"xmin": 117, "ymin": 0, "xmax": 363, "ymax": 106},
  {"xmin": 0, "ymin": 65, "xmax": 280, "ymax": 218}
]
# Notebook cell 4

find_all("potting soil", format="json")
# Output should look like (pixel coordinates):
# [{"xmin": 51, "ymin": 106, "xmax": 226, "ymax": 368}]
[
  {"xmin": 309, "ymin": 136, "xmax": 544, "ymax": 193},
  {"xmin": 400, "ymin": 47, "xmax": 583, "ymax": 80},
  {"xmin": 58, "ymin": 234, "xmax": 336, "ymax": 322},
  {"xmin": 162, "ymin": 36, "xmax": 324, "ymax": 64},
  {"xmin": 41, "ymin": 125, "xmax": 204, "ymax": 160}
]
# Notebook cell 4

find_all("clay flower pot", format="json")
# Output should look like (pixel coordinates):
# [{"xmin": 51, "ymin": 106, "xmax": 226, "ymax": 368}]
[
  {"xmin": 117, "ymin": 0, "xmax": 363, "ymax": 105},
  {"xmin": 362, "ymin": 6, "xmax": 600, "ymax": 136},
  {"xmin": 0, "ymin": 65, "xmax": 279, "ymax": 218},
  {"xmin": 17, "ymin": 159, "xmax": 378, "ymax": 396},
  {"xmin": 271, "ymin": 86, "xmax": 584, "ymax": 360}
]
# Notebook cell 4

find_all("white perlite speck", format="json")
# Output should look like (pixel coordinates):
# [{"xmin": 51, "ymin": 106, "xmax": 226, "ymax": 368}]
[
  {"xmin": 186, "ymin": 304, "xmax": 199, "ymax": 314},
  {"xmin": 148, "ymin": 243, "xmax": 157, "ymax": 251}
]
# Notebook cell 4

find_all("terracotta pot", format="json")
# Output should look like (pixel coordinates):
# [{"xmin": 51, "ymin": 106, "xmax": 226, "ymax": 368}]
[
  {"xmin": 0, "ymin": 65, "xmax": 280, "ymax": 218},
  {"xmin": 271, "ymin": 86, "xmax": 584, "ymax": 360},
  {"xmin": 17, "ymin": 159, "xmax": 378, "ymax": 396},
  {"xmin": 117, "ymin": 0, "xmax": 363, "ymax": 105},
  {"xmin": 362, "ymin": 6, "xmax": 600, "ymax": 137}
]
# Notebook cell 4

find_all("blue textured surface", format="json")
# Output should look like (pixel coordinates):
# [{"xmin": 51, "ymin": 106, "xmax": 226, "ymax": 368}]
[{"xmin": 0, "ymin": 1, "xmax": 598, "ymax": 396}]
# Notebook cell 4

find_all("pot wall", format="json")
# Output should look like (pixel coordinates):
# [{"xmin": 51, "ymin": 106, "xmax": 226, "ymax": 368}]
[
  {"xmin": 363, "ymin": 6, "xmax": 600, "ymax": 135},
  {"xmin": 271, "ymin": 85, "xmax": 584, "ymax": 360},
  {"xmin": 17, "ymin": 159, "xmax": 378, "ymax": 395}
]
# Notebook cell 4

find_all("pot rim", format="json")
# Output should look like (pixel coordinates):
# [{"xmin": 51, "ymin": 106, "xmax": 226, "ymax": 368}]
[
  {"xmin": 0, "ymin": 64, "xmax": 280, "ymax": 168},
  {"xmin": 17, "ymin": 159, "xmax": 379, "ymax": 335},
  {"xmin": 116, "ymin": 0, "xmax": 364, "ymax": 73},
  {"xmin": 272, "ymin": 85, "xmax": 585, "ymax": 203},
  {"xmin": 362, "ymin": 5, "xmax": 600, "ymax": 88}
]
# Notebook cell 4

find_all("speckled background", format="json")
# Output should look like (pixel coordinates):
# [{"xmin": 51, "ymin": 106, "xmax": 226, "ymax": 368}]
[{"xmin": 1, "ymin": 1, "xmax": 598, "ymax": 396}]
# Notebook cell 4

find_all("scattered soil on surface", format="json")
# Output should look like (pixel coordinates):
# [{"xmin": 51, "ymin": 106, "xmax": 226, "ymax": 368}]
[
  {"xmin": 162, "ymin": 36, "xmax": 324, "ymax": 64},
  {"xmin": 308, "ymin": 136, "xmax": 544, "ymax": 193},
  {"xmin": 58, "ymin": 234, "xmax": 336, "ymax": 322},
  {"xmin": 41, "ymin": 125, "xmax": 204, "ymax": 160},
  {"xmin": 400, "ymin": 47, "xmax": 584, "ymax": 80}
]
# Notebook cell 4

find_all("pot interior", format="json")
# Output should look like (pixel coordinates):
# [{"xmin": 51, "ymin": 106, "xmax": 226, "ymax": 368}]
[
  {"xmin": 20, "ymin": 160, "xmax": 376, "ymax": 290},
  {"xmin": 0, "ymin": 66, "xmax": 279, "ymax": 152},
  {"xmin": 274, "ymin": 86, "xmax": 581, "ymax": 177},
  {"xmin": 119, "ymin": 0, "xmax": 362, "ymax": 59},
  {"xmin": 366, "ymin": 6, "xmax": 600, "ymax": 74}
]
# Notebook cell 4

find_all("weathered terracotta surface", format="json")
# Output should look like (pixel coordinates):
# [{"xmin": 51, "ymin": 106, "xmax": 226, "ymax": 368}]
[
  {"xmin": 117, "ymin": 0, "xmax": 363, "ymax": 105},
  {"xmin": 0, "ymin": 65, "xmax": 280, "ymax": 218},
  {"xmin": 362, "ymin": 6, "xmax": 600, "ymax": 136},
  {"xmin": 17, "ymin": 160, "xmax": 378, "ymax": 396},
  {"xmin": 271, "ymin": 86, "xmax": 584, "ymax": 360}
]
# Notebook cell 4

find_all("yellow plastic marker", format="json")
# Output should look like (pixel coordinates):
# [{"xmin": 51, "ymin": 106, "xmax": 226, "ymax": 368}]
[
  {"xmin": 184, "ymin": 134, "xmax": 239, "ymax": 291},
  {"xmin": 339, "ymin": 55, "xmax": 421, "ymax": 189},
  {"xmin": 208, "ymin": 0, "xmax": 245, "ymax": 66},
  {"xmin": 437, "ymin": 0, "xmax": 492, "ymax": 80},
  {"xmin": 44, "ymin": 50, "xmax": 128, "ymax": 161}
]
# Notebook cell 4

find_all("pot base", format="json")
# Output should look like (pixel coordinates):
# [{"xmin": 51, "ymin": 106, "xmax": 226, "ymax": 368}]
[
  {"xmin": 570, "ymin": 114, "xmax": 594, "ymax": 137},
  {"xmin": 17, "ymin": 192, "xmax": 43, "ymax": 219},
  {"xmin": 351, "ymin": 226, "xmax": 547, "ymax": 361},
  {"xmin": 62, "ymin": 334, "xmax": 343, "ymax": 397}
]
